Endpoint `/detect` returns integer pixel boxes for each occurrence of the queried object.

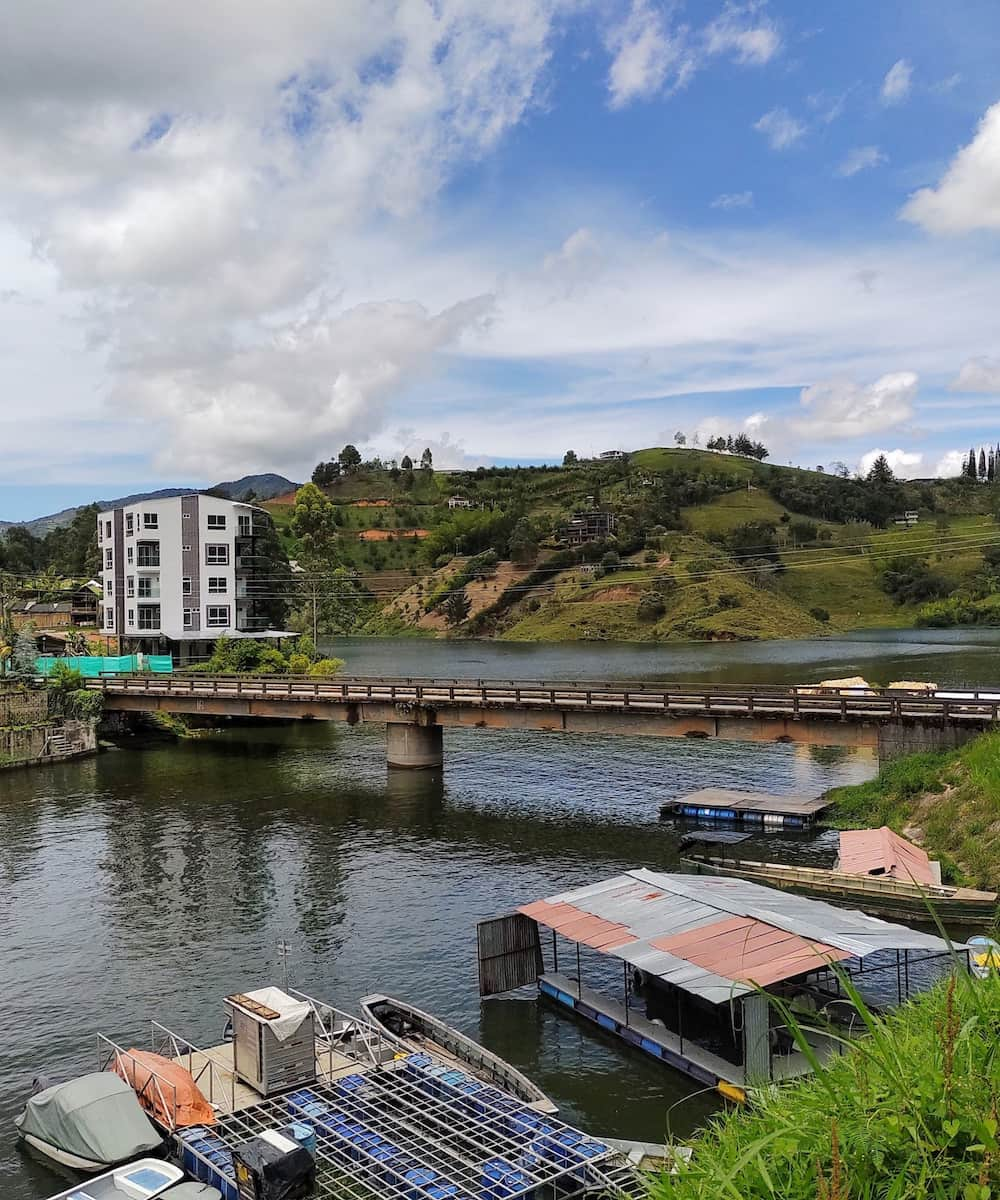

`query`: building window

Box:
[207,513,226,529]
[182,544,192,552]
[183,609,194,629]
[127,546,134,565]
[105,520,112,538]
[137,604,160,630]
[137,542,160,568]
[206,605,230,627]
[127,577,135,598]
[105,607,114,629]
[238,515,252,537]
[127,609,135,627]
[183,511,190,519]
[182,577,192,595]
[105,579,112,595]
[105,548,112,568]
[205,544,229,565]
[125,513,134,536]
[207,576,226,594]
[137,576,159,599]
[142,512,158,529]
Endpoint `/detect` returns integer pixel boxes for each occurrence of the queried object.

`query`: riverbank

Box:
[825,730,1000,889]
[649,969,996,1199]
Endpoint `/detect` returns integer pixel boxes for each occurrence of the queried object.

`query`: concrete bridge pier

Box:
[386,720,444,770]
[877,719,980,762]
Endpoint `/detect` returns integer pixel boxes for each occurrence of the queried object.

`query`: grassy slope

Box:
[826,731,1000,889]
[268,453,994,641]
[648,971,1000,1200]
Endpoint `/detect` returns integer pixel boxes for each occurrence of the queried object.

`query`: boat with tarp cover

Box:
[15,1072,164,1172]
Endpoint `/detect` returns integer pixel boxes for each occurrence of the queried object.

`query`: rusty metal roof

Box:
[837,827,937,887]
[518,868,957,1003]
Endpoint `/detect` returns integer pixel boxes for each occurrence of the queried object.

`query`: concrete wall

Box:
[0,686,97,769]
[877,720,981,761]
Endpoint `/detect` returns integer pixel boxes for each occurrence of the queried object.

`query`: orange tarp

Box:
[114,1050,216,1128]
[837,827,937,887]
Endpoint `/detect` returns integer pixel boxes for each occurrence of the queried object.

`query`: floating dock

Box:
[661,787,831,827]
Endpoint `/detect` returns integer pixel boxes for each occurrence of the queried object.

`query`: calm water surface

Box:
[6,629,997,1198]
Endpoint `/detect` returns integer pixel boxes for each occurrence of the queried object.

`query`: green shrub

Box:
[287,653,311,674]
[308,658,344,676]
[637,592,666,621]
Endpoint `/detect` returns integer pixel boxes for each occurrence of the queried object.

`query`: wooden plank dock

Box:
[661,788,831,827]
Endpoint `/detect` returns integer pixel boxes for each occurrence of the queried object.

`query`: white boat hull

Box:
[20,1131,108,1173]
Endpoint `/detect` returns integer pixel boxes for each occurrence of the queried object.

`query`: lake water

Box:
[4,628,997,1198]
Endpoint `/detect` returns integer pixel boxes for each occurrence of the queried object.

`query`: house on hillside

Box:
[893,511,920,527]
[10,582,101,630]
[448,495,473,509]
[561,510,617,546]
[599,449,626,461]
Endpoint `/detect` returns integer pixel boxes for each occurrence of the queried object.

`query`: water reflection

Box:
[2,717,877,1200]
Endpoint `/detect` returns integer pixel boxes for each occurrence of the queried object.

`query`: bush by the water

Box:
[203,636,343,677]
[646,969,1000,1200]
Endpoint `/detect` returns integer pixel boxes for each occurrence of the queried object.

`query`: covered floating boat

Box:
[680,827,998,926]
[358,993,557,1115]
[969,936,1000,979]
[42,1159,183,1200]
[15,1072,164,1172]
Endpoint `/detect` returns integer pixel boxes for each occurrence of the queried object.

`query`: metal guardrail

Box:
[85,673,1000,724]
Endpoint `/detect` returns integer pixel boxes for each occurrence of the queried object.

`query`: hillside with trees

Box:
[254,443,1000,642]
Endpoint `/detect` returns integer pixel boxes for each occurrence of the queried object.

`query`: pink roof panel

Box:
[838,827,936,887]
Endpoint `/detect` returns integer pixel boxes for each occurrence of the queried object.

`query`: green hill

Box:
[267,448,999,642]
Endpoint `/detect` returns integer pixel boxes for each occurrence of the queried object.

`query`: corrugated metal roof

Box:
[837,827,937,887]
[517,868,958,1003]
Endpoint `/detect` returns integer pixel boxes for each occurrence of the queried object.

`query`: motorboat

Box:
[15,1072,164,1172]
[359,992,558,1114]
[42,1158,183,1199]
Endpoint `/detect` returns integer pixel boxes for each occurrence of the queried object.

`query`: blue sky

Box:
[2,0,1000,518]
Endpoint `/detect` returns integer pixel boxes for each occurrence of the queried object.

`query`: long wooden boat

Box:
[358,993,558,1114]
[680,853,998,926]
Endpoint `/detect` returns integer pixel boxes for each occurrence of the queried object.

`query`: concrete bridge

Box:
[88,674,998,768]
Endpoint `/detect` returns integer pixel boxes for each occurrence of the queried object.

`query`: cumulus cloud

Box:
[753,107,805,150]
[0,0,563,477]
[859,447,923,478]
[794,372,918,438]
[703,3,781,65]
[935,449,969,478]
[604,0,695,109]
[952,357,1000,393]
[902,102,1000,234]
[836,145,886,177]
[881,59,913,105]
[711,190,753,209]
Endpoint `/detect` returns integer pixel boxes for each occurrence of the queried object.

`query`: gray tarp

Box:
[15,1072,162,1165]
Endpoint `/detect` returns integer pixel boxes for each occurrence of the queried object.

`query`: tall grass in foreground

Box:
[645,968,1000,1200]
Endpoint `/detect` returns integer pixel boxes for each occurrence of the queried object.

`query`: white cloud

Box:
[794,372,918,438]
[753,107,805,150]
[836,145,886,178]
[881,59,913,105]
[711,190,753,209]
[952,357,1000,393]
[902,102,1000,234]
[0,0,565,477]
[859,447,923,478]
[703,3,781,65]
[744,411,768,433]
[935,449,968,478]
[931,73,961,95]
[605,0,695,109]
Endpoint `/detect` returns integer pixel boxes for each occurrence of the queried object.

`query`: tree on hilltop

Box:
[338,444,362,473]
[420,447,433,470]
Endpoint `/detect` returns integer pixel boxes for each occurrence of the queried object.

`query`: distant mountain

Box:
[0,473,299,536]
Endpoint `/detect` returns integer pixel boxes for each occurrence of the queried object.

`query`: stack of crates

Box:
[175,1125,238,1200]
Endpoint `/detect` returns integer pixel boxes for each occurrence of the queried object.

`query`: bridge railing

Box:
[85,674,1000,723]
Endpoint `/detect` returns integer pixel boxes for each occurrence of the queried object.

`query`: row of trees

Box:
[962,444,1000,482]
[312,445,434,486]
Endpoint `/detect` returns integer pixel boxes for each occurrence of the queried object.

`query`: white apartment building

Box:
[97,494,287,660]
